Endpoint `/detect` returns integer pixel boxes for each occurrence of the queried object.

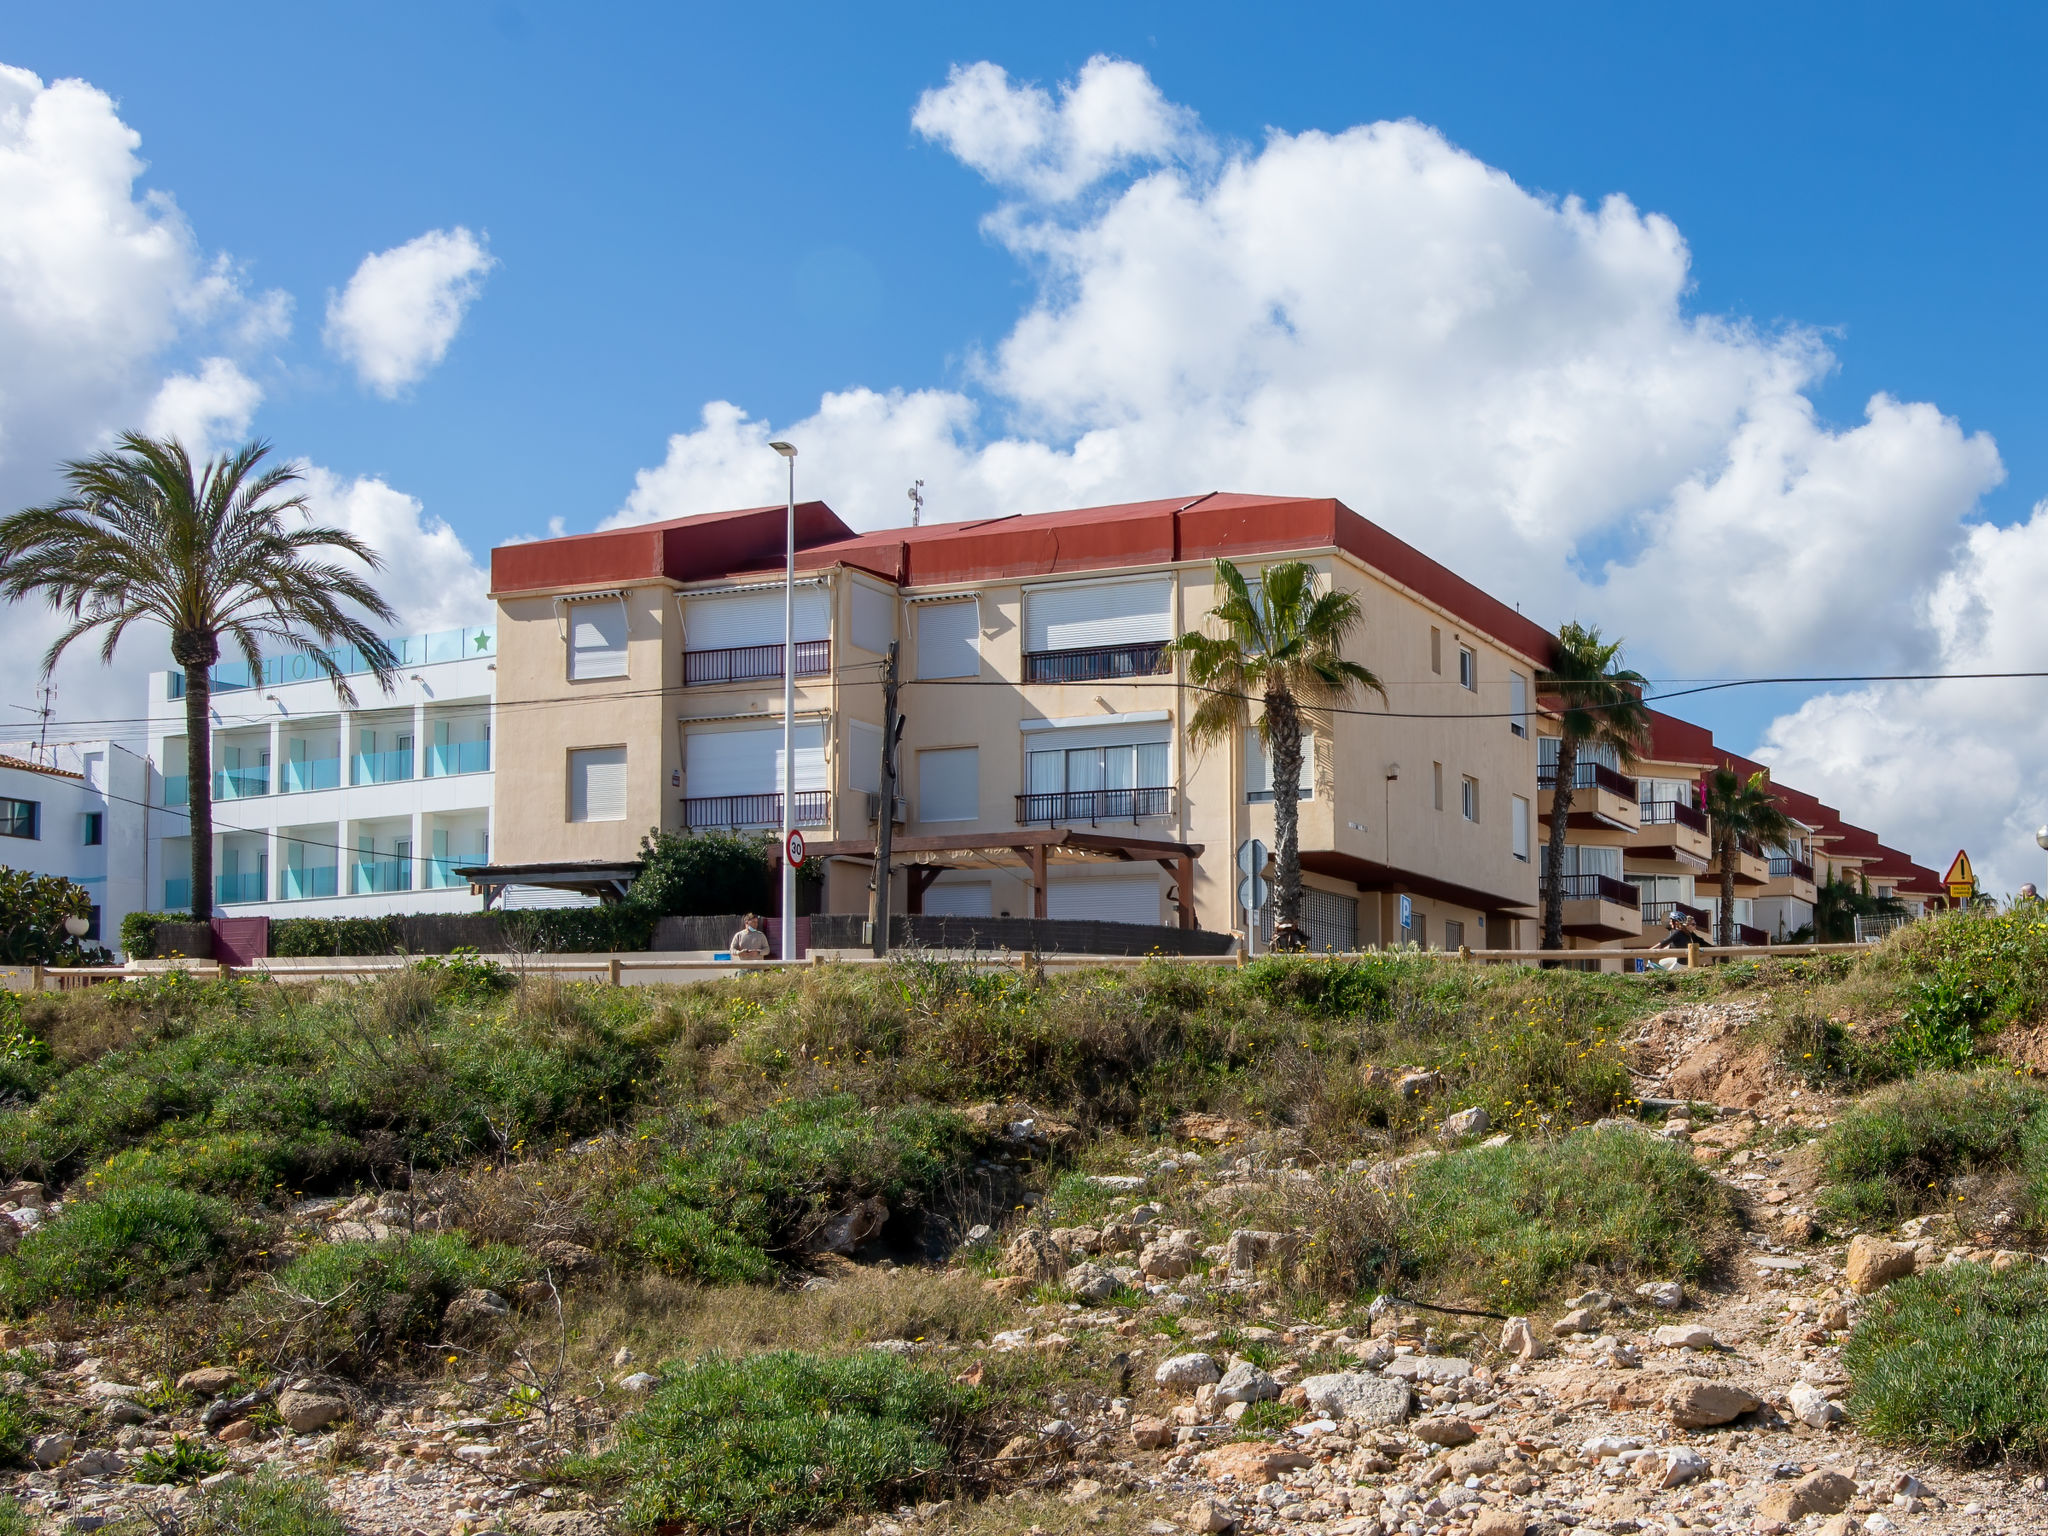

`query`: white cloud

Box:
[297,467,491,633]
[143,357,262,459]
[323,227,494,398]
[620,56,2022,873]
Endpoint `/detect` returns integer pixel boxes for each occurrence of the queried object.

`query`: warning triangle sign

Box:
[1943,849,1976,900]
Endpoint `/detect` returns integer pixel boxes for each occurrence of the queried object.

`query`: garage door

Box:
[923,880,993,917]
[1048,874,1160,925]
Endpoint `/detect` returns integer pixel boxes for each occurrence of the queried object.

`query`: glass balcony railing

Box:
[352,859,413,894]
[164,776,189,807]
[213,768,269,800]
[426,740,491,777]
[280,865,338,900]
[163,878,191,910]
[280,757,342,794]
[424,857,467,889]
[353,749,414,785]
[167,624,495,698]
[216,872,266,905]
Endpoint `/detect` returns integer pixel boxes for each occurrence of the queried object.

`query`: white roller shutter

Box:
[1049,874,1160,925]
[917,601,979,679]
[568,598,628,679]
[850,581,894,654]
[849,721,883,796]
[917,747,979,822]
[1025,577,1172,652]
[686,724,825,795]
[923,880,993,917]
[685,588,829,649]
[569,747,628,822]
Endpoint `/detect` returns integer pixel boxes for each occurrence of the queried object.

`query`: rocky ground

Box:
[4,1001,2044,1536]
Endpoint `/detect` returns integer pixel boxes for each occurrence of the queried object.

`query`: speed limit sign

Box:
[785,828,807,867]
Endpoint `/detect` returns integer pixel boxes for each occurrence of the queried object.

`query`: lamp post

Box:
[770,440,799,961]
[2035,826,2048,900]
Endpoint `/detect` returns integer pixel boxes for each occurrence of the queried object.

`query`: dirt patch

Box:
[1624,1003,1782,1109]
[1990,1021,2048,1075]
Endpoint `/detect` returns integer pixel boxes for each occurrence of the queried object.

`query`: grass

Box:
[0,1392,33,1468]
[573,1349,978,1533]
[186,1473,348,1536]
[0,1183,247,1313]
[0,1498,26,1536]
[1818,1069,2048,1225]
[1846,1261,2048,1460]
[134,1434,229,1484]
[1396,1125,1740,1308]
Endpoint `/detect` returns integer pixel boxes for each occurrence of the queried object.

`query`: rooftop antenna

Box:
[33,686,54,765]
[907,479,924,527]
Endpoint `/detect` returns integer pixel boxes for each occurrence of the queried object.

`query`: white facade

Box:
[0,742,150,954]
[144,626,498,918]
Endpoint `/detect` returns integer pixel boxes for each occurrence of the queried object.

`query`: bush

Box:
[187,1473,347,1536]
[1846,1261,2048,1459]
[1819,1069,2048,1224]
[135,1434,230,1483]
[119,909,190,961]
[621,1095,977,1283]
[269,916,399,958]
[254,1233,532,1369]
[0,1183,245,1313]
[576,1349,972,1532]
[1396,1126,1738,1307]
[0,1391,34,1467]
[500,905,655,954]
[0,867,97,965]
[630,828,776,918]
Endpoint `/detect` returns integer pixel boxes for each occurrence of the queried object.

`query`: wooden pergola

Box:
[795,828,1206,929]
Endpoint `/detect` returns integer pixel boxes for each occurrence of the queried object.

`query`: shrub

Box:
[619,1095,976,1283]
[119,909,189,961]
[500,905,655,954]
[187,1473,347,1536]
[270,916,399,958]
[0,1496,27,1536]
[254,1233,533,1369]
[0,1183,245,1313]
[630,828,775,917]
[1819,1069,2048,1224]
[1845,1261,2048,1459]
[135,1434,229,1483]
[1396,1126,1738,1307]
[0,867,97,965]
[0,1392,33,1467]
[575,1350,972,1532]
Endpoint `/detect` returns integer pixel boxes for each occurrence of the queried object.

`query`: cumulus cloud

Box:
[143,357,262,459]
[324,227,494,397]
[297,467,491,632]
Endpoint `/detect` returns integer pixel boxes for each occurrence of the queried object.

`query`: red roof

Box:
[491,492,1560,665]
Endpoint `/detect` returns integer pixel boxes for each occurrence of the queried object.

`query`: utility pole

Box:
[870,641,902,957]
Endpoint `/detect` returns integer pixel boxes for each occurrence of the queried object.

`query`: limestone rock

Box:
[26,1432,70,1467]
[277,1389,348,1433]
[1845,1233,1917,1293]
[1440,1106,1489,1139]
[1498,1315,1548,1361]
[1412,1417,1477,1446]
[534,1239,598,1271]
[1063,1261,1120,1304]
[1652,1324,1719,1350]
[1788,1380,1848,1428]
[1215,1361,1279,1406]
[1225,1228,1303,1276]
[1383,1353,1472,1385]
[443,1288,511,1331]
[1300,1371,1410,1424]
[1173,1112,1255,1145]
[1130,1415,1174,1449]
[808,1195,888,1255]
[1665,1376,1760,1428]
[1154,1352,1222,1389]
[177,1367,239,1396]
[1637,1446,1709,1488]
[1758,1469,1857,1522]
[1396,1071,1444,1100]
[1634,1280,1685,1309]
[1446,1439,1505,1480]
[1185,1495,1235,1532]
[1194,1441,1312,1484]
[1469,1515,1527,1536]
[1001,1228,1066,1282]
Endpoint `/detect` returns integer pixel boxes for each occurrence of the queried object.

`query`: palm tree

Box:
[1172,559,1384,950]
[1537,622,1652,951]
[1702,765,1794,946]
[0,434,399,922]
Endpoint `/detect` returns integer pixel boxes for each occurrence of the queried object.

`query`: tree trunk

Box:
[1540,735,1578,951]
[1718,833,1738,947]
[1267,692,1306,951]
[173,630,218,922]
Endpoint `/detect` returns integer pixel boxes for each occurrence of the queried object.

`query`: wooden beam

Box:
[905,864,943,915]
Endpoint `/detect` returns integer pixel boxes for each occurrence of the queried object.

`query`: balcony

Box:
[280,758,342,794]
[681,790,831,830]
[1768,854,1814,881]
[1016,787,1174,826]
[280,865,338,900]
[163,878,191,910]
[426,740,492,777]
[216,872,266,905]
[1022,641,1169,685]
[1642,899,1711,930]
[213,768,269,800]
[1629,799,1711,871]
[352,859,413,894]
[164,775,189,807]
[1758,852,1817,904]
[1537,759,1640,833]
[1707,838,1769,886]
[353,749,415,786]
[424,857,467,889]
[683,640,831,687]
[1539,872,1643,940]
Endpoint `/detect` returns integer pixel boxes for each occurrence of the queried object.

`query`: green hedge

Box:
[501,906,654,953]
[270,916,402,957]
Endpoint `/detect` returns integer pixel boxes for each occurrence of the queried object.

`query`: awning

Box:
[454,860,644,905]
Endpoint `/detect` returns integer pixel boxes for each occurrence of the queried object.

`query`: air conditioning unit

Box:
[865,791,907,825]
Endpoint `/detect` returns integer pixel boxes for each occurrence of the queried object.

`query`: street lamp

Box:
[770,440,799,962]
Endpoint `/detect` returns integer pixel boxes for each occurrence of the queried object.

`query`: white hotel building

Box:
[144,625,497,917]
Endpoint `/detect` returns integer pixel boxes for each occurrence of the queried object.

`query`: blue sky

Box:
[6,2,2048,881]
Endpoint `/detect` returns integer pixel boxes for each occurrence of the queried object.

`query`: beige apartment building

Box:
[487,493,1556,948]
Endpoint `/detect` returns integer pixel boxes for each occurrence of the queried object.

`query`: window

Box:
[0,798,37,840]
[1444,919,1465,950]
[1430,626,1442,674]
[567,596,628,680]
[1462,776,1479,822]
[917,601,979,679]
[1027,743,1169,801]
[82,812,102,846]
[1510,672,1528,737]
[1512,795,1531,862]
[1025,577,1172,654]
[685,587,830,649]
[850,580,894,654]
[1414,913,1429,948]
[1245,731,1315,802]
[849,720,885,797]
[1458,645,1476,691]
[568,747,628,822]
[1432,761,1443,812]
[918,747,979,822]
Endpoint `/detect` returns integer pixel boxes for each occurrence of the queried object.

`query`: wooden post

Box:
[1176,854,1197,930]
[869,641,900,958]
[1029,844,1048,919]
[607,955,622,987]
[1686,940,1700,970]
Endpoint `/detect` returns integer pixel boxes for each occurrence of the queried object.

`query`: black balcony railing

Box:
[1768,855,1815,882]
[681,790,830,829]
[1022,641,1169,685]
[1015,787,1173,826]
[1539,873,1641,907]
[1537,760,1638,798]
[1642,899,1711,929]
[1640,799,1709,832]
[683,640,831,686]
[1734,922,1770,946]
